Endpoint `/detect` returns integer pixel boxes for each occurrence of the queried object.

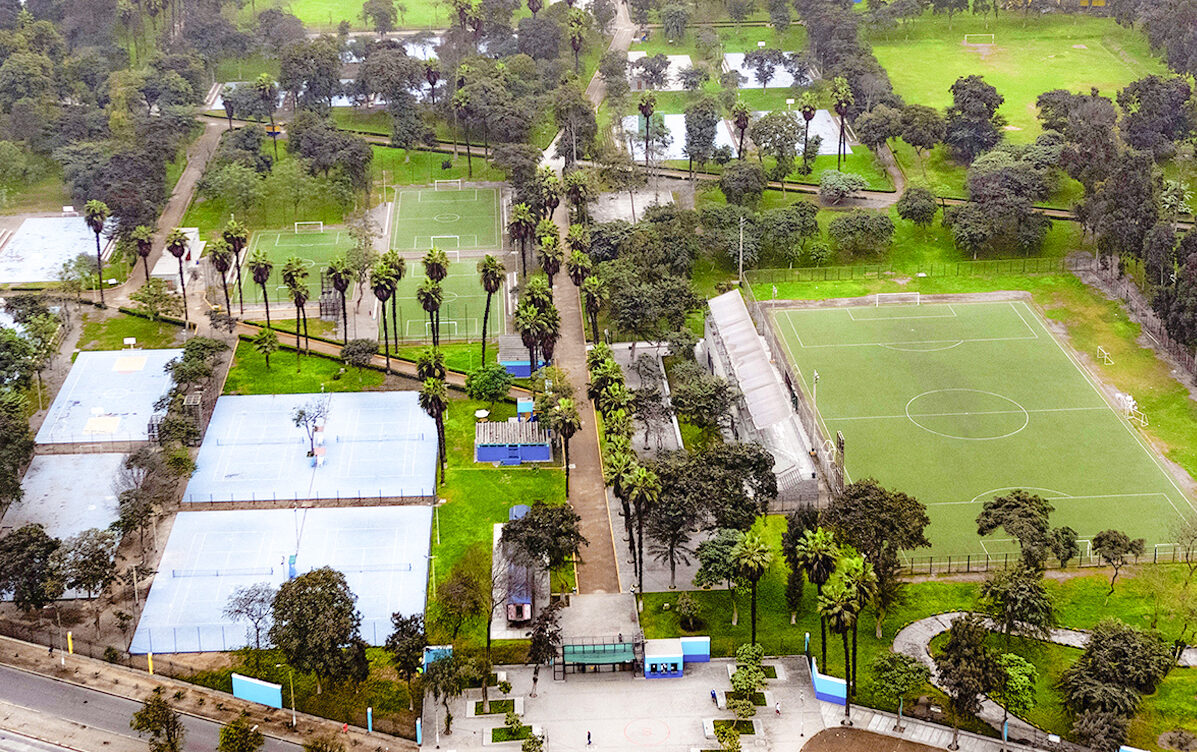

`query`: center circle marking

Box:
[904,388,1029,441]
[433,213,461,223]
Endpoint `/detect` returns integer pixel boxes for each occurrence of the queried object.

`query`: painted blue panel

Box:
[810,658,846,706]
[423,645,453,671]
[232,673,283,709]
[680,636,711,662]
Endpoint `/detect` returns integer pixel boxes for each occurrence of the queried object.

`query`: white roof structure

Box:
[750,110,847,156]
[151,228,204,288]
[705,290,817,502]
[621,113,739,161]
[722,51,810,89]
[627,51,693,92]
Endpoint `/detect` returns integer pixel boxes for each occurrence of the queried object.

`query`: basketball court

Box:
[389,183,502,253]
[36,349,182,444]
[5,453,122,541]
[128,506,433,653]
[236,225,356,306]
[182,392,437,503]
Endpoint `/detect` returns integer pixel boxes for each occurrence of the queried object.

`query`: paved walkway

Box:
[894,611,1197,747]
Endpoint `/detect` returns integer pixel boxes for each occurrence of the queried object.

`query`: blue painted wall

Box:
[231,673,283,709]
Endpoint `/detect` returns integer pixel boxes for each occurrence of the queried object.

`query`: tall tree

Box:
[527,601,562,697]
[223,583,276,665]
[979,567,1055,643]
[976,490,1057,570]
[508,203,535,277]
[269,567,363,694]
[794,527,838,666]
[625,463,661,596]
[57,528,118,633]
[818,577,857,725]
[693,528,744,625]
[382,250,406,354]
[831,77,854,169]
[83,199,109,305]
[222,220,249,315]
[384,613,426,710]
[281,257,311,363]
[165,228,190,325]
[477,255,504,363]
[548,398,581,496]
[326,255,353,341]
[824,478,929,637]
[131,225,155,282]
[370,261,396,372]
[733,531,773,645]
[0,524,62,612]
[207,239,235,317]
[416,279,444,349]
[247,249,274,327]
[218,714,264,752]
[935,614,1001,750]
[1092,529,1146,600]
[944,75,1005,163]
[871,651,929,731]
[419,378,448,484]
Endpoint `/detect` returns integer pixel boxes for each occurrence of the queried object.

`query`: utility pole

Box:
[738,214,745,284]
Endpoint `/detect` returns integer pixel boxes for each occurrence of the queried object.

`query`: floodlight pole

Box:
[276,663,297,728]
[812,370,820,407]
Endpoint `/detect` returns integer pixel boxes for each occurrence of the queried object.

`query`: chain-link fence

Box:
[744,256,1088,286]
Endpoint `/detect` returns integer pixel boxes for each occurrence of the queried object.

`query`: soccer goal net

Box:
[1097,346,1114,365]
[434,179,462,191]
[876,292,920,307]
[963,33,995,45]
[294,221,324,234]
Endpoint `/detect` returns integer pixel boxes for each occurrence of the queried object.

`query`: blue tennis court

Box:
[36,349,181,445]
[182,392,437,503]
[129,506,432,654]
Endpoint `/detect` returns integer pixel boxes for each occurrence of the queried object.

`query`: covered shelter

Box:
[475,420,552,465]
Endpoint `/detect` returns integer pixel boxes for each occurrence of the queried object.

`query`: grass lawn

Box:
[214,53,280,83]
[222,340,386,394]
[371,147,509,201]
[394,341,497,373]
[428,392,565,651]
[659,149,893,192]
[383,260,505,342]
[0,155,72,215]
[492,725,533,742]
[184,647,418,738]
[78,312,184,350]
[869,13,1165,142]
[629,25,808,59]
[474,699,515,714]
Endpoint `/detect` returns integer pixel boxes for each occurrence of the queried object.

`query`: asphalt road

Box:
[0,665,300,752]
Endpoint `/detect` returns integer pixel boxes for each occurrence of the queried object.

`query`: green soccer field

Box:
[234,228,356,306]
[390,186,502,253]
[868,14,1165,142]
[771,299,1195,561]
[377,261,506,343]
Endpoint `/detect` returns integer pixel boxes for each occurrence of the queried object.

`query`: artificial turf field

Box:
[771,299,1194,561]
[868,14,1165,141]
[236,228,355,306]
[379,261,505,342]
[390,186,502,253]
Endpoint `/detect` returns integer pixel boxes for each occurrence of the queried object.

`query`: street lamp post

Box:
[276,664,297,728]
[812,370,820,407]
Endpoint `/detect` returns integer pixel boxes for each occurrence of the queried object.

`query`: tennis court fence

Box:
[743,255,1089,286]
[177,489,435,509]
[901,543,1196,576]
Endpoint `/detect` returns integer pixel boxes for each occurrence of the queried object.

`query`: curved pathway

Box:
[894,611,1197,744]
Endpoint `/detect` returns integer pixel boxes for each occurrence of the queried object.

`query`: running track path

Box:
[538,2,638,596]
[894,611,1197,742]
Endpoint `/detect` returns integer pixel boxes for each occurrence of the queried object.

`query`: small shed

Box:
[151,228,205,290]
[498,334,547,378]
[476,419,552,465]
[644,638,684,679]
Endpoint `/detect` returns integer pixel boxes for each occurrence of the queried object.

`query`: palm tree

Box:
[513,300,543,374]
[83,200,109,305]
[206,238,235,315]
[567,10,585,72]
[840,555,878,697]
[566,250,591,288]
[382,250,406,353]
[130,225,154,282]
[417,348,446,380]
[370,261,396,373]
[416,279,444,348]
[537,300,561,364]
[538,236,564,288]
[733,532,774,646]
[539,171,562,221]
[732,101,751,160]
[452,89,473,177]
[795,527,839,666]
[549,398,581,497]
[508,203,535,277]
[326,255,353,341]
[281,257,310,363]
[477,255,504,364]
[819,579,857,726]
[424,59,440,105]
[566,222,589,255]
[581,275,605,343]
[623,464,661,596]
[165,228,190,325]
[247,249,274,327]
[222,220,249,314]
[253,74,279,158]
[604,444,638,574]
[418,377,448,485]
[422,247,447,341]
[252,327,279,370]
[638,93,656,172]
[831,76,854,170]
[798,91,818,159]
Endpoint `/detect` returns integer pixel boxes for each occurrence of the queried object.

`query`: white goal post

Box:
[876,292,920,307]
[294,221,324,234]
[1097,346,1114,365]
[434,179,462,191]
[963,33,995,45]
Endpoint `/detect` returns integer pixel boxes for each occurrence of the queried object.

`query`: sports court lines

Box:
[391,186,501,252]
[824,406,1109,421]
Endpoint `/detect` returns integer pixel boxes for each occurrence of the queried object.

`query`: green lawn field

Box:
[381,259,505,342]
[391,185,501,252]
[235,227,357,305]
[869,13,1166,142]
[771,299,1194,560]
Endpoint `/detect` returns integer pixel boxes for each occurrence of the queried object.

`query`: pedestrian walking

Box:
[775,702,781,716]
[710,689,717,705]
[587,731,592,746]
